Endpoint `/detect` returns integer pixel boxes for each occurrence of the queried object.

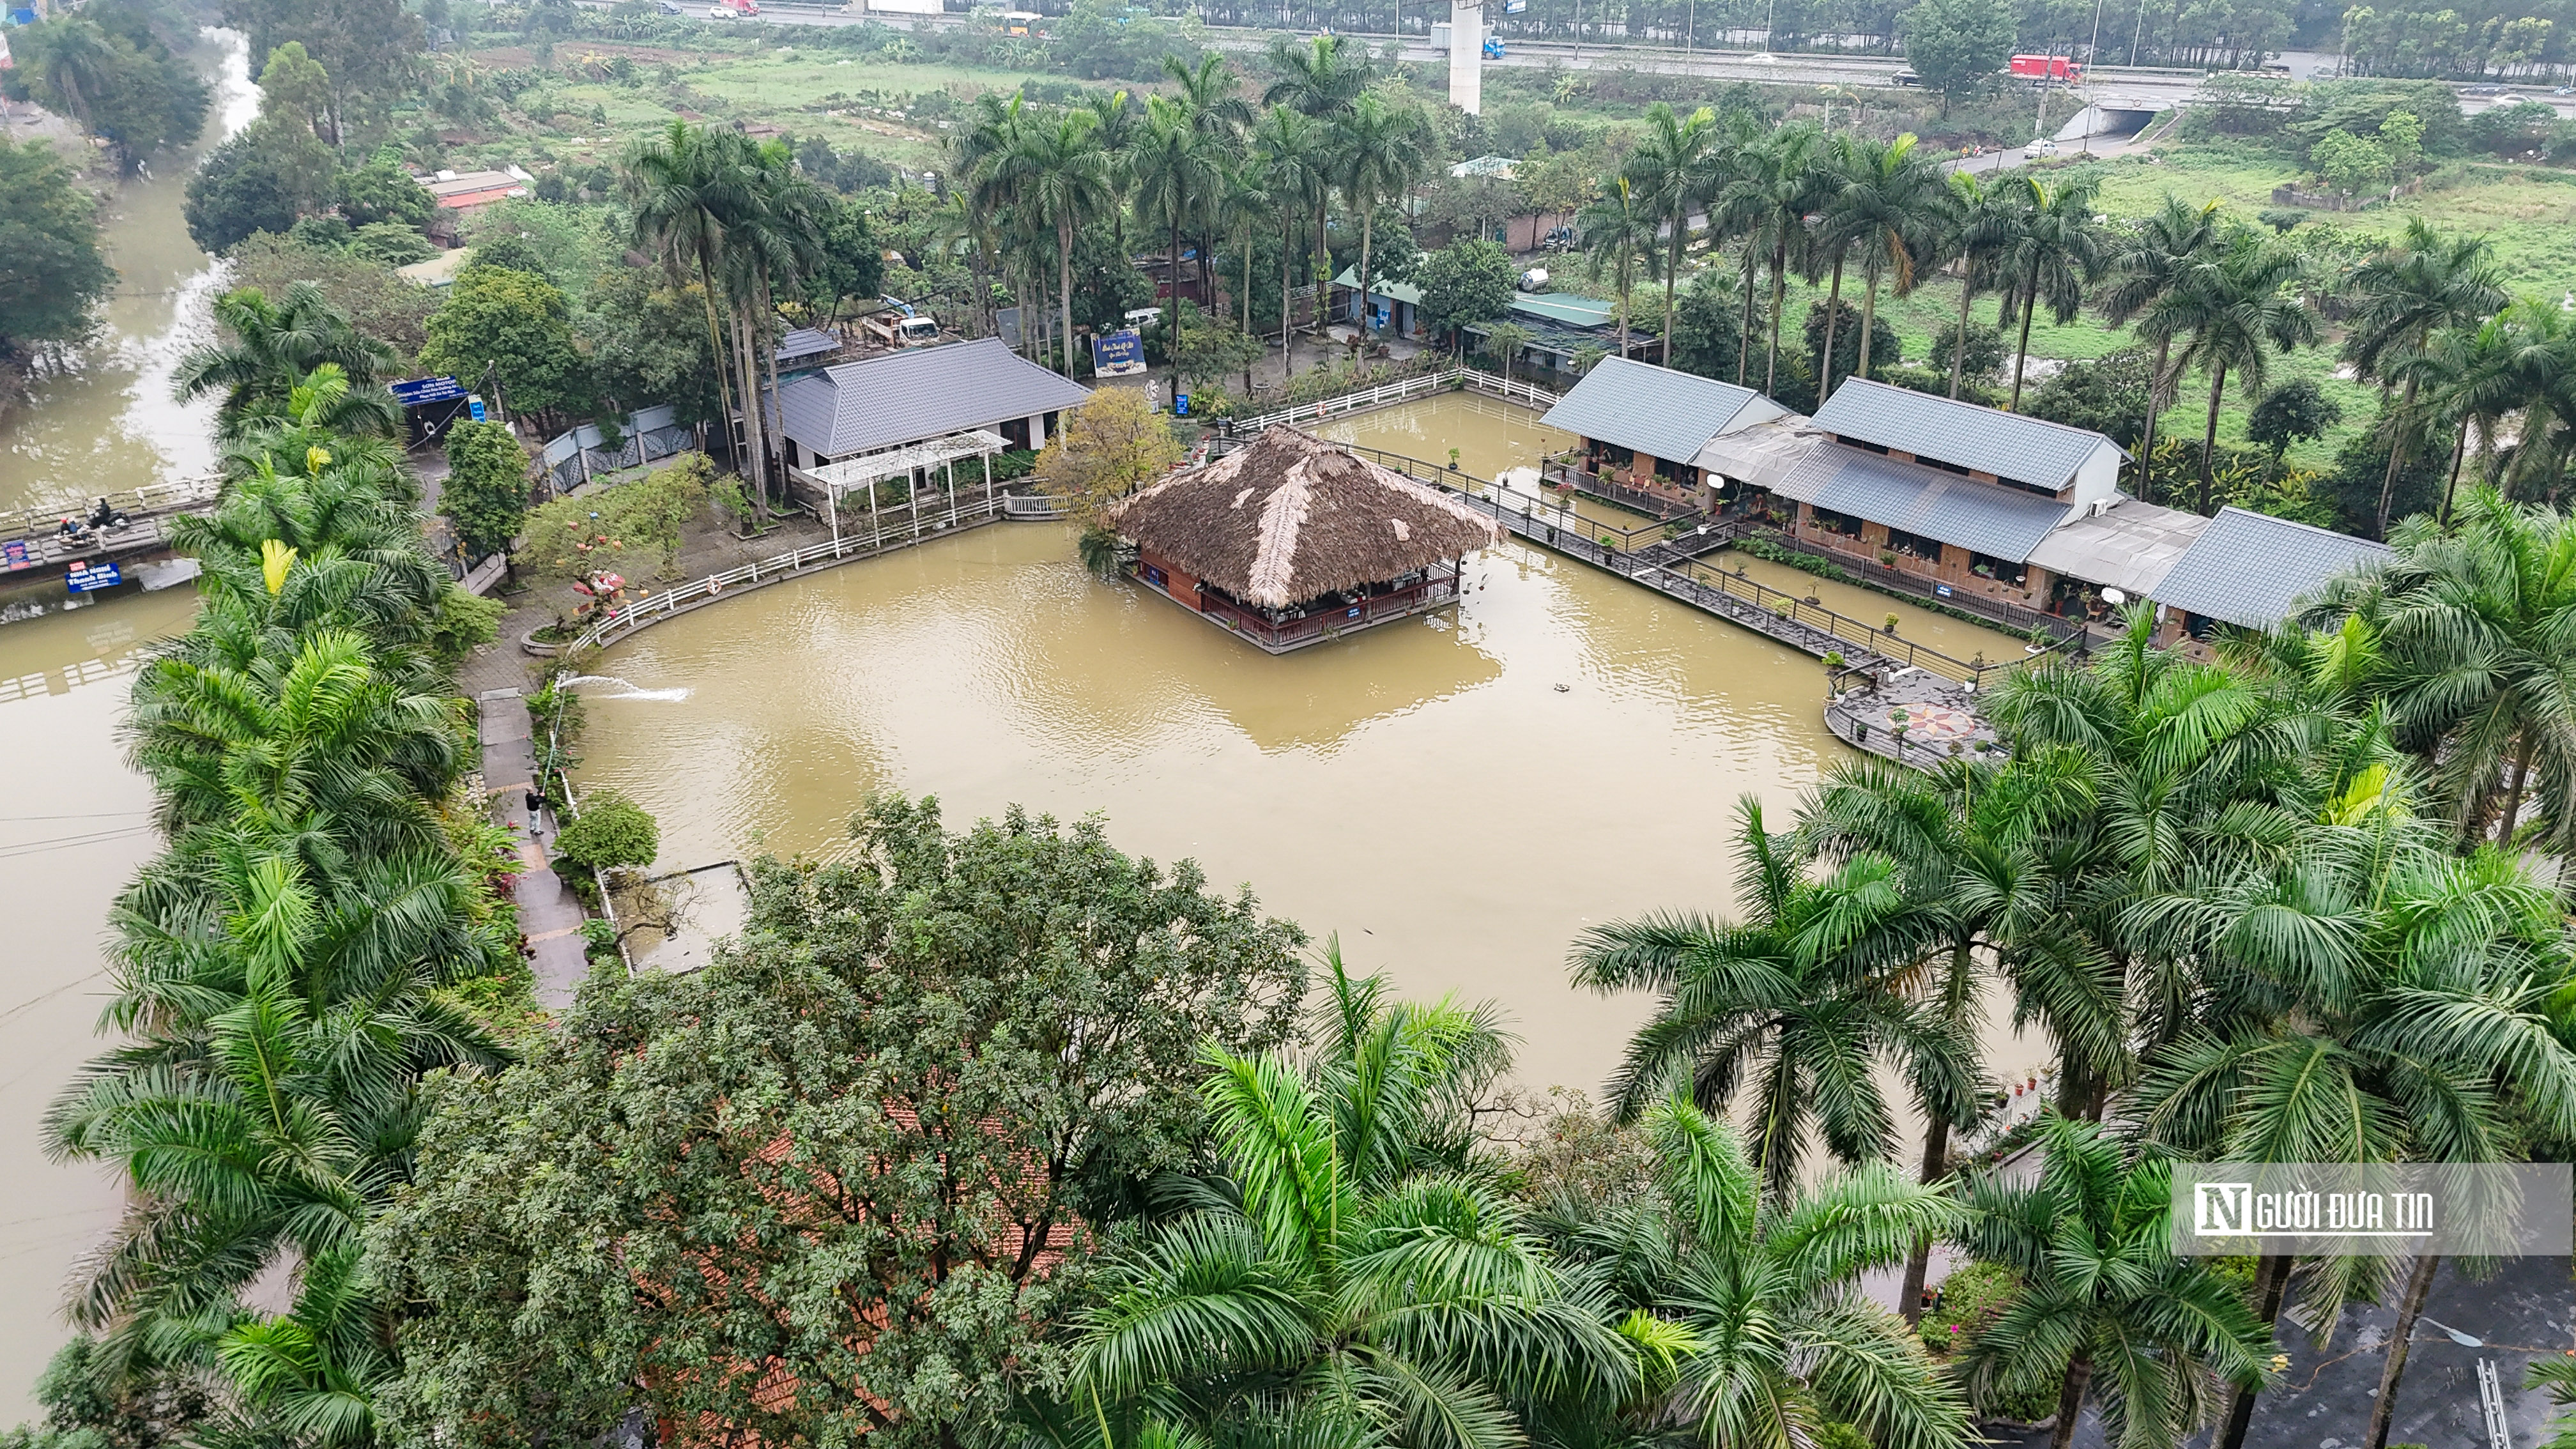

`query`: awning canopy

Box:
[804,429,1008,501]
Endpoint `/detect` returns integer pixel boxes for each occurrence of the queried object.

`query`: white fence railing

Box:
[563,495,1007,654]
[1227,368,1559,435]
[3,475,222,543]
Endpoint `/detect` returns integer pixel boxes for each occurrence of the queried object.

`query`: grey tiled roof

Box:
[2024,496,2208,597]
[1810,378,2124,490]
[777,337,1092,459]
[1539,357,1767,465]
[2149,507,2389,629]
[1775,442,2072,562]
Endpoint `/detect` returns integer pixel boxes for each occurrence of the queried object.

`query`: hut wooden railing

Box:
[562,494,1008,654]
[1751,527,2086,647]
[1223,367,1558,435]
[1540,451,1704,521]
[1178,567,1462,652]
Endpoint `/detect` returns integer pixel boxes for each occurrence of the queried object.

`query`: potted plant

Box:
[1883,613,1901,634]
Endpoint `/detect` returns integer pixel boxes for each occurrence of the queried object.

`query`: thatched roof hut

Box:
[1111,428,1500,610]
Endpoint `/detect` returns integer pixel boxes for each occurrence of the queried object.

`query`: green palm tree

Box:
[1711,121,1825,394]
[174,285,400,437]
[2343,218,2509,538]
[1568,797,1979,1200]
[1253,106,1328,372]
[1333,93,1430,346]
[1936,171,2018,399]
[1827,132,1951,387]
[2304,489,2576,850]
[2145,226,2318,515]
[2097,196,2224,500]
[1620,102,1722,370]
[624,121,753,497]
[199,1244,393,1449]
[1163,53,1253,305]
[1954,1116,2267,1449]
[988,109,1112,379]
[1576,176,1660,362]
[1132,96,1223,383]
[1994,173,2110,411]
[1263,34,1372,334]
[1805,132,1860,401]
[1218,156,1279,370]
[1532,1098,1974,1449]
[1071,953,1633,1449]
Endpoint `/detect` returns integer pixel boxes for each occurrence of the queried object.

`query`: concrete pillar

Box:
[1448,0,1483,114]
[1026,413,1047,450]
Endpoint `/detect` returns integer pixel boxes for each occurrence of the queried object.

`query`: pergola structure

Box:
[800,429,1009,546]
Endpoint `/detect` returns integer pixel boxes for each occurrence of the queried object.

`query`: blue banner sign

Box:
[392,376,468,406]
[1091,328,1144,374]
[66,560,123,592]
[468,397,487,422]
[1174,392,1190,417]
[3,539,30,571]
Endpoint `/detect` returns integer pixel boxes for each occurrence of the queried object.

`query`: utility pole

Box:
[2127,0,2146,66]
[2080,0,2106,153]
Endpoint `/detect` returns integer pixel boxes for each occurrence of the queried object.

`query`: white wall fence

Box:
[1225,367,1558,435]
[538,404,698,496]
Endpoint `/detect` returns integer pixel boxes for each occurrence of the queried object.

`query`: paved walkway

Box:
[476,688,590,1010]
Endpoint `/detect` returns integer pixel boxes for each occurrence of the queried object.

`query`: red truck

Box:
[2008,54,2082,82]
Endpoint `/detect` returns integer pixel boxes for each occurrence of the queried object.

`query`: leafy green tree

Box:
[223,0,426,141]
[578,268,724,425]
[1414,236,1516,349]
[4,13,208,167]
[810,197,887,323]
[1577,174,1660,360]
[1954,1117,2267,1449]
[336,150,432,229]
[2100,195,2225,498]
[461,232,548,280]
[1899,0,2013,112]
[1666,267,1749,381]
[374,796,1308,1449]
[1928,317,2006,383]
[438,418,530,560]
[1530,1098,1975,1449]
[2312,128,2393,194]
[1570,797,1979,1199]
[1802,298,1901,389]
[417,264,590,427]
[2146,226,2319,514]
[2246,377,2343,463]
[223,238,434,361]
[2023,348,2156,451]
[518,452,710,579]
[554,788,658,874]
[348,220,434,266]
[1623,102,1722,369]
[1335,93,1432,346]
[183,121,337,253]
[1071,954,1632,1449]
[255,40,334,139]
[0,137,113,359]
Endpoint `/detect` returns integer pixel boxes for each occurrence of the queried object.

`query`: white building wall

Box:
[2066,441,2122,514]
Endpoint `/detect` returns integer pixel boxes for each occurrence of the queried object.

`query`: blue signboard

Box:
[1090,328,1144,374]
[5,10,34,24]
[1173,392,1190,417]
[468,397,487,422]
[391,375,468,406]
[2,539,30,572]
[66,560,123,593]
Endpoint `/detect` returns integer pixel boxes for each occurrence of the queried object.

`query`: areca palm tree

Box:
[1263,33,1372,334]
[1163,54,1253,305]
[174,284,400,437]
[1620,102,1722,369]
[987,109,1111,379]
[2304,489,2576,850]
[1994,174,2110,411]
[1531,1098,1974,1449]
[199,1244,394,1449]
[624,121,753,490]
[1938,171,2017,399]
[1253,106,1327,375]
[1335,93,1430,346]
[1712,122,1825,393]
[1133,96,1224,382]
[1828,133,1951,387]
[1568,797,1979,1199]
[1956,1116,2266,1449]
[2344,218,2509,538]
[1071,955,1632,1449]
[2146,227,2318,515]
[2097,195,2224,496]
[1576,176,1660,362]
[1218,156,1278,367]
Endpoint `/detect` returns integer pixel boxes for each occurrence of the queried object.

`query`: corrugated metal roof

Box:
[1510,293,1619,328]
[1811,378,2124,490]
[776,337,1092,459]
[1692,415,1823,492]
[2024,497,2208,597]
[774,327,841,364]
[2149,507,2390,629]
[1775,442,2072,562]
[1539,357,1767,468]
[1331,267,1425,307]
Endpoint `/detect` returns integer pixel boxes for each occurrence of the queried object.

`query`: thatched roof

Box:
[1111,428,1501,610]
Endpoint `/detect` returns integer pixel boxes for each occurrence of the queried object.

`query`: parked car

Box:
[2023,137,2058,158]
[657,0,683,12]
[707,4,734,16]
[2464,83,2502,95]
[1894,68,1920,85]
